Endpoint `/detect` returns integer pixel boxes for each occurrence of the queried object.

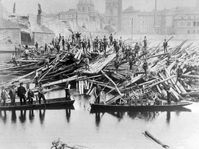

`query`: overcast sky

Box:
[1,0,197,15]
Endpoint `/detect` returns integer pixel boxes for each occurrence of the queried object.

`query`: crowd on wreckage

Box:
[0,30,196,108]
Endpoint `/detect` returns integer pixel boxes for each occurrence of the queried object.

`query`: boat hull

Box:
[90,102,192,112]
[0,98,75,111]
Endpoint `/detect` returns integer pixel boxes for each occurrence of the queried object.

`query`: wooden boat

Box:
[0,97,75,111]
[90,102,192,112]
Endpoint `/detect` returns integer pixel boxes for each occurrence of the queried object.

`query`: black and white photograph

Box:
[0,0,199,148]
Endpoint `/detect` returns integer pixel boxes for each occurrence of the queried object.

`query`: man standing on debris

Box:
[103,36,108,57]
[72,32,75,44]
[109,33,113,45]
[163,39,168,53]
[113,39,119,54]
[66,39,71,52]
[94,36,99,52]
[38,83,46,104]
[81,39,87,55]
[76,32,81,43]
[85,56,90,70]
[143,36,147,50]
[95,84,101,104]
[35,42,39,50]
[134,42,140,57]
[119,37,123,48]
[165,84,171,104]
[87,39,91,52]
[9,85,16,105]
[62,37,65,51]
[114,55,120,71]
[143,60,148,77]
[24,45,29,60]
[17,82,26,105]
[176,65,183,84]
[26,84,34,104]
[1,87,8,106]
[65,82,71,100]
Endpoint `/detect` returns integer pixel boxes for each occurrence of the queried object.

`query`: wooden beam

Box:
[101,70,123,96]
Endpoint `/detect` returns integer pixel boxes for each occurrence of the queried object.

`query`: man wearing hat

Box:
[9,84,16,105]
[17,82,26,105]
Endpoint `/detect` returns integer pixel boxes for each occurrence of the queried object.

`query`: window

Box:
[187,30,190,34]
[193,21,196,26]
[197,22,199,26]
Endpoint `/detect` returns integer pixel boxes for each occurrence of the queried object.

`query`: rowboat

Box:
[90,102,192,112]
[0,97,75,111]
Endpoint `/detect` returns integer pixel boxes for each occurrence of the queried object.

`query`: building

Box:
[9,15,32,45]
[121,5,199,35]
[29,4,55,46]
[58,0,103,33]
[105,0,122,31]
[173,7,199,34]
[122,7,156,34]
[0,18,21,51]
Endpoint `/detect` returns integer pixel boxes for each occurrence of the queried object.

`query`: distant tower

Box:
[37,3,42,25]
[13,2,16,14]
[105,0,122,31]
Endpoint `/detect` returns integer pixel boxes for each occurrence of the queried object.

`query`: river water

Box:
[0,53,199,149]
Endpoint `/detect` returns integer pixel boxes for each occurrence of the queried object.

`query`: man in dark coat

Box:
[103,36,108,57]
[17,82,26,105]
[163,39,168,53]
[109,33,113,45]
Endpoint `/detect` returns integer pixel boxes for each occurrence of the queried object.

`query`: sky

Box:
[1,0,197,15]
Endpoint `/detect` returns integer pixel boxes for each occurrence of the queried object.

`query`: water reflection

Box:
[29,110,34,123]
[11,110,17,123]
[19,110,26,123]
[0,108,74,125]
[95,112,102,127]
[39,109,46,125]
[92,109,191,127]
[166,112,171,124]
[0,110,7,124]
[65,109,71,123]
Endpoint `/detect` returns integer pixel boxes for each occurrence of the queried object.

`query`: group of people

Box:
[0,82,46,106]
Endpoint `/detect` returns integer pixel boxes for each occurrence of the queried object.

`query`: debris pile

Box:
[6,35,199,105]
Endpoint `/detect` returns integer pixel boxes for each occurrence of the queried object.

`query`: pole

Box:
[131,18,133,41]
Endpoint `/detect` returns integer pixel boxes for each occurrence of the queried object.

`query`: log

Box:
[147,75,176,88]
[101,70,123,96]
[144,131,169,149]
[87,79,115,90]
[43,75,78,87]
[181,74,199,79]
[38,52,69,82]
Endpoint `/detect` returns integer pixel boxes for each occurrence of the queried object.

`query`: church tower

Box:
[105,0,122,31]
